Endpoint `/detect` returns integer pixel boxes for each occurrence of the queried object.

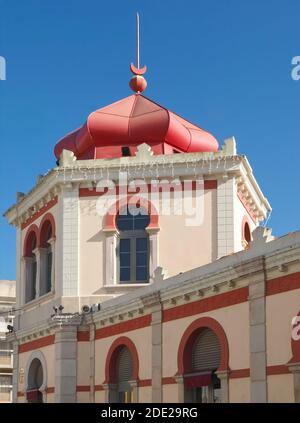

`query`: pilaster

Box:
[54,324,78,403]
[57,183,80,297]
[217,176,235,258]
[248,259,267,403]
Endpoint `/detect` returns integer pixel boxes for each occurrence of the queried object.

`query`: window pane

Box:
[117,206,150,231]
[136,266,148,281]
[120,267,131,282]
[136,252,147,266]
[136,237,148,251]
[117,216,134,231]
[134,215,150,230]
[120,238,130,252]
[120,253,130,266]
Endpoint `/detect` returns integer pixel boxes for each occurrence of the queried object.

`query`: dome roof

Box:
[54,94,219,160]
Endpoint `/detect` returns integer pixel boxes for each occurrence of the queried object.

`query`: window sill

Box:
[23,290,55,310]
[100,283,151,295]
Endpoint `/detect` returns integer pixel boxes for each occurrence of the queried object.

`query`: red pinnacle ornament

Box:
[129,13,147,93]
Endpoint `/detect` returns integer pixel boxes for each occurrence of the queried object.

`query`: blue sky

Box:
[0,0,299,279]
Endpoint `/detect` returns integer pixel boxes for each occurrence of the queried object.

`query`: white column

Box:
[38,247,48,296]
[147,228,159,279]
[104,230,117,285]
[175,375,185,403]
[216,370,229,403]
[249,265,267,403]
[54,325,78,403]
[32,247,41,298]
[48,237,56,293]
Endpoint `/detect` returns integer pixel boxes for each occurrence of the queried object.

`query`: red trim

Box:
[104,196,159,231]
[241,215,252,246]
[230,369,250,379]
[39,213,56,247]
[79,180,217,198]
[95,385,104,391]
[267,365,291,375]
[76,386,90,392]
[19,335,55,353]
[177,317,230,374]
[17,391,24,397]
[21,197,58,229]
[77,331,90,342]
[138,379,152,387]
[46,387,55,394]
[162,377,176,385]
[23,224,39,256]
[237,191,256,224]
[163,287,249,323]
[104,336,139,384]
[95,315,151,340]
[161,366,290,383]
[267,272,300,296]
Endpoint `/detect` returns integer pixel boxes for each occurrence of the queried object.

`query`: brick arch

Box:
[39,213,56,247]
[177,317,230,374]
[23,224,39,256]
[103,196,159,231]
[104,336,139,383]
[242,215,252,245]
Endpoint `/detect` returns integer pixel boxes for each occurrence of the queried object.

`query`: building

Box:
[0,280,16,403]
[3,30,300,403]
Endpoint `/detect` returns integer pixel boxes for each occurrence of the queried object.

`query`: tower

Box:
[4,15,278,403]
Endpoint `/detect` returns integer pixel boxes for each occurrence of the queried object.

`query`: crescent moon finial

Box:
[129,12,147,93]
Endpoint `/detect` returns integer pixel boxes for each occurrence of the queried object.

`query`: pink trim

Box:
[19,335,55,353]
[39,213,56,247]
[95,315,151,340]
[230,369,250,379]
[23,224,39,256]
[177,317,230,375]
[103,196,159,231]
[21,197,58,229]
[241,215,252,247]
[163,287,249,322]
[104,336,139,384]
[237,191,257,224]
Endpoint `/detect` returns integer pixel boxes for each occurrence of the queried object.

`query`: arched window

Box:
[24,230,38,303]
[39,221,53,296]
[26,358,43,403]
[116,205,150,284]
[242,217,252,249]
[184,328,222,403]
[116,347,133,403]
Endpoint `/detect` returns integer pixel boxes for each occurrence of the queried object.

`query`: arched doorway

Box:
[26,358,44,403]
[115,346,134,403]
[104,337,139,403]
[184,328,221,402]
[177,317,230,403]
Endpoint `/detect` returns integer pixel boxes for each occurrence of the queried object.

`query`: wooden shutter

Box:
[117,347,133,382]
[192,328,221,371]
